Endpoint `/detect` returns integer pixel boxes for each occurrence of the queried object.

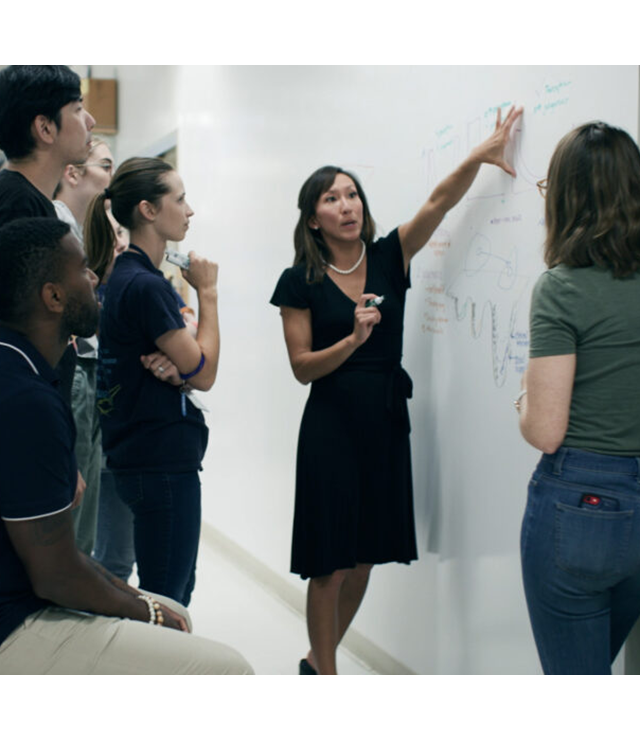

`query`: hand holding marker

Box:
[166,248,190,270]
[365,295,385,308]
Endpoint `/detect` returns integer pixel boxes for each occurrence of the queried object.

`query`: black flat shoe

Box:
[299,658,317,675]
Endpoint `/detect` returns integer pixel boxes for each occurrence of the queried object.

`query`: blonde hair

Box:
[53,136,110,199]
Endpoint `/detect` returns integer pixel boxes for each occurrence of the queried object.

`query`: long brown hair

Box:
[84,198,115,284]
[544,122,640,277]
[294,166,376,284]
[84,156,173,283]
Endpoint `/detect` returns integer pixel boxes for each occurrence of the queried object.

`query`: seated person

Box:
[0,217,252,675]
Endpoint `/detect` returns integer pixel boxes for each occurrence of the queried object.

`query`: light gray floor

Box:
[183,538,376,675]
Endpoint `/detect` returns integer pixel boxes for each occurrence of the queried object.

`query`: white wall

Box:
[112,66,179,161]
[70,65,178,163]
[176,65,309,579]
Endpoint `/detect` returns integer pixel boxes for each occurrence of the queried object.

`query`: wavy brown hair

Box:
[294,166,376,284]
[544,122,640,277]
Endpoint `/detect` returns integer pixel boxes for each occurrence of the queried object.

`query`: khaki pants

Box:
[0,592,253,675]
[625,618,640,674]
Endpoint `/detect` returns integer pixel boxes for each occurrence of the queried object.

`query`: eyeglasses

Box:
[77,161,114,174]
[536,178,548,197]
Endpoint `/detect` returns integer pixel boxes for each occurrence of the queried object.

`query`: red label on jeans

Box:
[582,495,601,506]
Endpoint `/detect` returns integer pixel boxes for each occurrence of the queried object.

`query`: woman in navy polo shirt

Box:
[91,157,220,606]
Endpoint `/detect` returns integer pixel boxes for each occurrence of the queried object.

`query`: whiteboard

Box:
[178,65,639,673]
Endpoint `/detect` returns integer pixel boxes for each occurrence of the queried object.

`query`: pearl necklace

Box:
[325,241,366,275]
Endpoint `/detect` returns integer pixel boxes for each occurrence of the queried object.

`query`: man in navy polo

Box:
[0,218,251,674]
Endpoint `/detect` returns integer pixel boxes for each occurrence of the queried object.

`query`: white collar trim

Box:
[0,341,40,375]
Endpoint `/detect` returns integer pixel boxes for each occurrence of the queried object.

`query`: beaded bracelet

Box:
[138,594,155,623]
[137,594,164,626]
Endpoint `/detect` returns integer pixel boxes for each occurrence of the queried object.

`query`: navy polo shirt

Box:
[97,246,208,472]
[0,327,76,647]
[0,170,77,407]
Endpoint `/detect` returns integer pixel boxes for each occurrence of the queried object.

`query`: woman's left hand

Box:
[140,351,183,386]
[156,601,190,632]
[470,105,523,177]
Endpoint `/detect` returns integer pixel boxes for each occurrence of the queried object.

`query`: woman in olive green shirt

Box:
[519,122,640,674]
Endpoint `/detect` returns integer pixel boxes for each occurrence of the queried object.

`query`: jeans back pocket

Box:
[555,502,634,582]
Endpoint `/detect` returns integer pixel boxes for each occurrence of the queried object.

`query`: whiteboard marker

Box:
[166,249,190,270]
[365,295,385,308]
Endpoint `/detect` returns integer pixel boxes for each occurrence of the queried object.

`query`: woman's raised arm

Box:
[398,105,523,272]
[154,252,220,391]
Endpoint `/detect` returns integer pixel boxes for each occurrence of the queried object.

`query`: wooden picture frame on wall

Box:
[81,78,118,135]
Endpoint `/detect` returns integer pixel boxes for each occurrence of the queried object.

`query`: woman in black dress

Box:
[271,105,522,674]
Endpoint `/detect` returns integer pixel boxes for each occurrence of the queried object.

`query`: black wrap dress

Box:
[271,228,418,579]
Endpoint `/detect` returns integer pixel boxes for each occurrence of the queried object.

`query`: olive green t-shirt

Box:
[529,264,640,455]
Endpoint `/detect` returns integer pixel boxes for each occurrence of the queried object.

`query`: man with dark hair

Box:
[0,65,95,224]
[0,217,252,674]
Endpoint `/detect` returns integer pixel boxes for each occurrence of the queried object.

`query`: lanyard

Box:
[127,245,162,275]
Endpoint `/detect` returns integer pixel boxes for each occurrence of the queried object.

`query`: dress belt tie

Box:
[385,365,413,433]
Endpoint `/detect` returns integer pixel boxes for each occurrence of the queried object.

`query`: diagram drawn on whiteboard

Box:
[445,230,531,387]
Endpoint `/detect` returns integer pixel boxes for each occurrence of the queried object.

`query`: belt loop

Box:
[552,447,567,476]
[635,458,640,485]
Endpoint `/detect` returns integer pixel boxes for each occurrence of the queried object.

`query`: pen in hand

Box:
[365,295,385,308]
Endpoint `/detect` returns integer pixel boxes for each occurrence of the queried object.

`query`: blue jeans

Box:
[70,359,102,556]
[93,465,135,582]
[112,471,201,607]
[521,447,640,674]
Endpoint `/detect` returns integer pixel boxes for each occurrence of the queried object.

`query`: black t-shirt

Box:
[0,170,76,405]
[0,169,56,224]
[270,228,411,369]
[0,328,76,647]
[97,246,209,472]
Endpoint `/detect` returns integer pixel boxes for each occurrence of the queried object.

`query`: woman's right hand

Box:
[140,351,183,386]
[352,294,382,346]
[182,251,218,293]
[469,105,523,177]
